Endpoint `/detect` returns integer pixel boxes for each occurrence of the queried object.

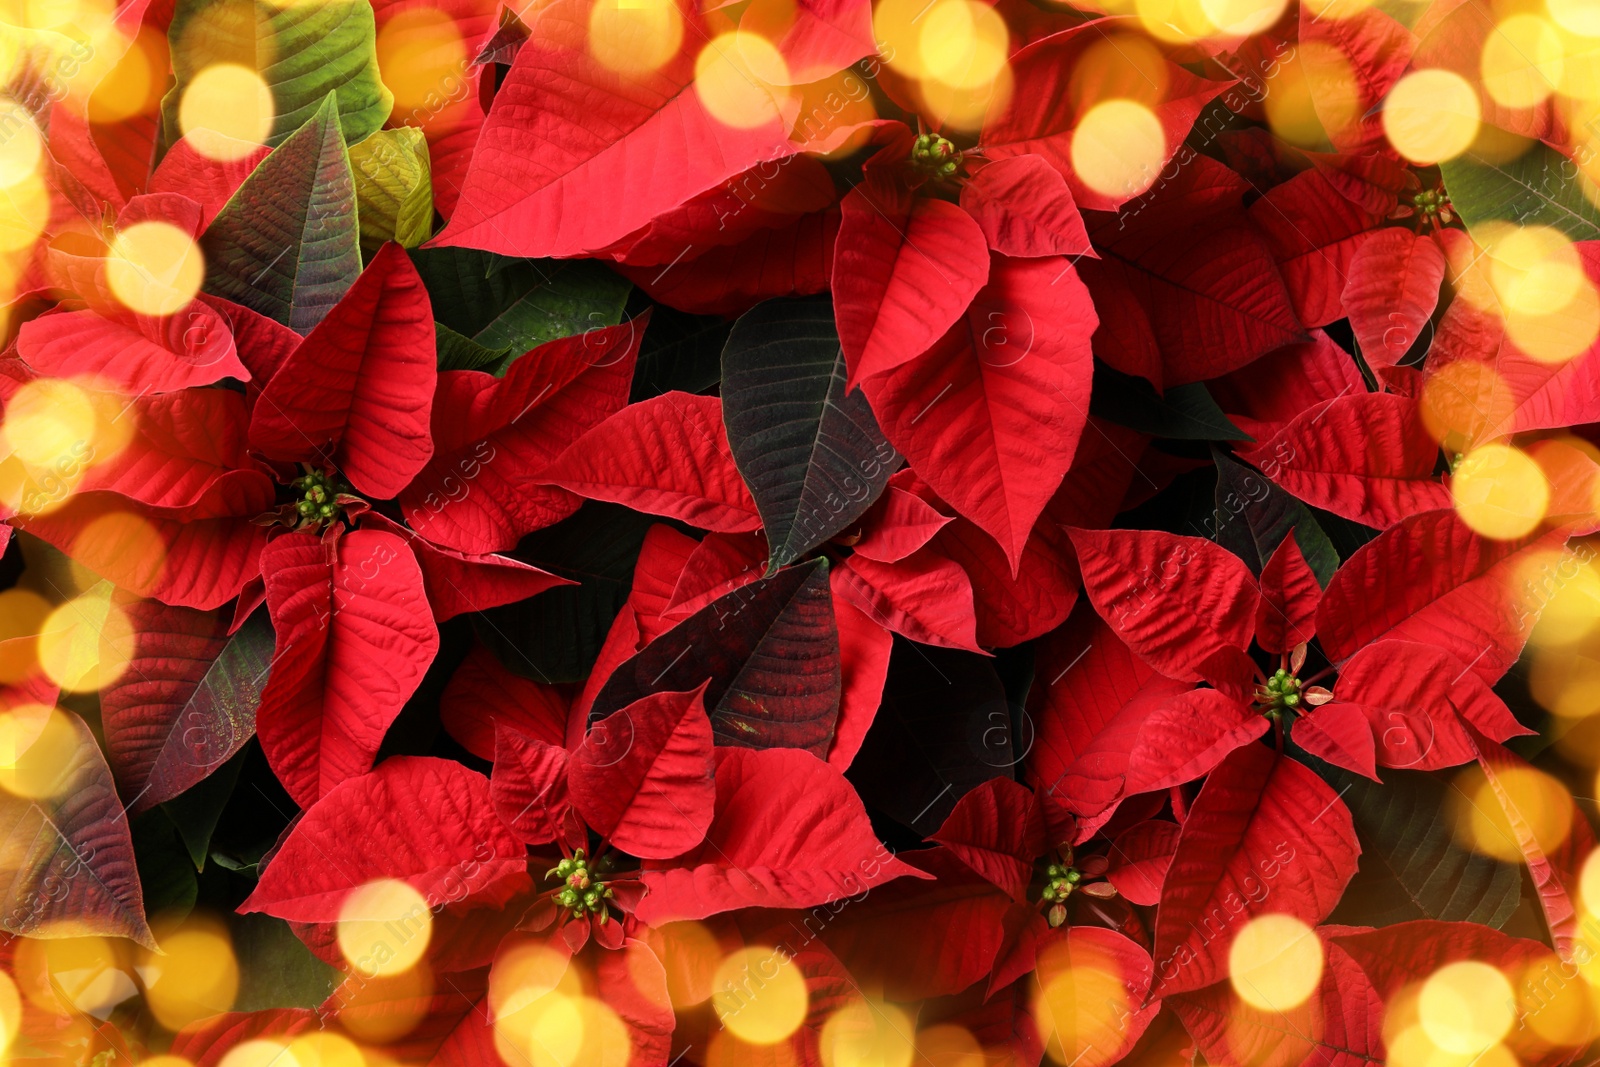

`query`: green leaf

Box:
[434,322,510,373]
[162,0,391,152]
[1090,364,1252,441]
[721,295,898,571]
[409,248,632,371]
[475,502,657,683]
[162,746,247,871]
[202,95,361,334]
[628,304,730,402]
[1440,142,1600,241]
[1211,450,1340,584]
[131,809,198,922]
[229,912,341,1010]
[349,128,433,259]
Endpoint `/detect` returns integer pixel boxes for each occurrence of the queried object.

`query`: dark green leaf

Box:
[722,296,898,571]
[131,809,198,922]
[434,322,510,373]
[202,96,360,334]
[229,912,341,1010]
[476,502,657,683]
[1440,143,1600,241]
[1211,450,1339,584]
[628,303,730,402]
[162,746,247,871]
[1090,363,1252,441]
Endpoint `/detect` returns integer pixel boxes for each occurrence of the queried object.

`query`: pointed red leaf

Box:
[255,529,440,808]
[851,485,951,563]
[240,756,529,921]
[1153,746,1359,997]
[1343,227,1447,368]
[432,0,801,257]
[1209,331,1364,442]
[834,550,980,652]
[862,255,1095,572]
[1124,689,1270,795]
[440,644,569,761]
[569,688,716,859]
[635,747,928,922]
[490,724,572,845]
[1315,510,1570,684]
[1241,393,1450,528]
[1256,533,1321,654]
[833,181,990,386]
[397,318,642,554]
[959,155,1092,259]
[17,302,248,393]
[826,573,892,772]
[1250,169,1387,329]
[148,134,270,226]
[1293,702,1379,781]
[929,777,1045,901]
[542,392,760,534]
[1105,819,1180,906]
[248,243,437,498]
[1069,528,1259,682]
[1032,927,1162,1067]
[361,512,572,621]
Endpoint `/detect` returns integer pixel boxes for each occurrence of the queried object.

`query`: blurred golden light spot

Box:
[1452,762,1572,862]
[917,0,1007,90]
[1489,225,1585,314]
[1550,0,1600,39]
[0,173,51,252]
[1383,70,1481,164]
[1482,15,1564,108]
[491,941,578,1018]
[1069,34,1169,111]
[2,376,95,473]
[139,1058,196,1067]
[1518,950,1598,1045]
[695,32,791,129]
[917,61,1012,133]
[376,9,464,115]
[1421,360,1513,454]
[1135,0,1215,43]
[1034,939,1133,1066]
[88,25,164,123]
[711,946,808,1045]
[0,971,21,1056]
[914,1024,985,1067]
[1451,443,1551,539]
[218,1040,302,1067]
[655,920,722,1008]
[1200,0,1288,38]
[1227,914,1324,1011]
[0,589,50,683]
[1071,99,1164,201]
[875,0,931,76]
[1508,279,1600,363]
[1388,1024,1517,1067]
[287,1031,365,1067]
[337,878,432,977]
[178,64,273,162]
[59,509,168,597]
[16,935,137,1017]
[819,999,915,1067]
[1526,551,1600,648]
[588,0,681,75]
[337,965,434,1043]
[0,705,80,798]
[1263,44,1356,148]
[107,221,204,317]
[1301,0,1373,19]
[1531,643,1600,717]
[141,917,239,1029]
[0,100,42,190]
[1420,961,1517,1055]
[36,584,132,694]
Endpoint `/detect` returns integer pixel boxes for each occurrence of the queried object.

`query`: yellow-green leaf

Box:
[349,128,434,257]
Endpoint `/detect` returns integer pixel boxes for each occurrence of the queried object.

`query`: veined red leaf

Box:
[148,134,270,226]
[1153,745,1359,997]
[440,644,569,761]
[361,512,572,621]
[16,302,248,393]
[1303,2,1417,152]
[833,180,990,387]
[432,0,801,257]
[1033,927,1162,1067]
[1209,331,1364,443]
[1241,393,1450,528]
[1105,819,1180,906]
[1256,533,1321,654]
[240,756,529,921]
[635,747,927,923]
[1315,510,1571,684]
[100,603,272,812]
[929,777,1045,901]
[1069,528,1259,682]
[398,319,642,554]
[1293,702,1379,781]
[1123,689,1269,795]
[542,392,760,534]
[959,155,1091,259]
[1343,227,1447,368]
[249,243,437,499]
[744,0,874,83]
[569,688,716,859]
[255,528,440,808]
[862,254,1096,572]
[851,485,951,563]
[490,724,572,846]
[1250,169,1387,329]
[834,549,980,652]
[826,574,892,772]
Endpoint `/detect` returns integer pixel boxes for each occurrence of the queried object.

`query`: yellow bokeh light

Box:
[1489,225,1585,317]
[1531,643,1600,717]
[918,0,1007,90]
[287,1031,365,1067]
[1419,961,1516,1055]
[1389,1024,1518,1067]
[0,174,52,253]
[695,32,791,129]
[914,1025,985,1067]
[217,1039,300,1067]
[1453,763,1572,862]
[1550,0,1600,39]
[0,589,50,684]
[0,705,81,798]
[492,940,578,1021]
[654,921,722,1009]
[710,946,808,1045]
[0,99,42,190]
[1527,556,1600,648]
[1034,961,1131,1066]
[178,63,274,162]
[2,375,96,470]
[0,971,20,1057]
[1451,443,1551,540]
[1509,279,1600,364]
[1200,0,1288,37]
[819,999,915,1067]
[1227,914,1324,1012]
[141,917,240,1030]
[337,965,433,1043]
[588,0,682,75]
[876,0,931,77]
[1421,360,1512,453]
[1071,99,1165,201]
[376,9,465,115]
[88,25,164,123]
[918,62,1012,134]
[1482,14,1564,108]
[36,585,132,694]
[1383,70,1481,165]
[16,935,137,1017]
[107,221,205,317]
[1263,44,1354,148]
[1069,34,1170,111]
[337,878,432,977]
[1135,0,1216,43]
